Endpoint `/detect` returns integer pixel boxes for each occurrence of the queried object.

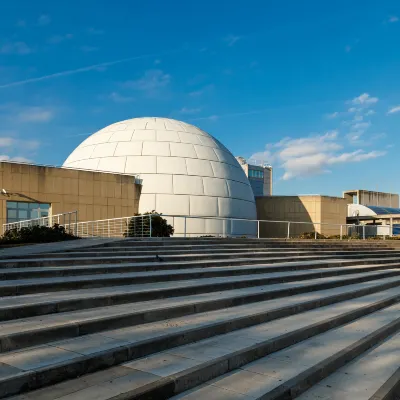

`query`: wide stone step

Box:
[1,270,399,353]
[5,288,399,399]
[171,304,400,400]
[2,261,400,321]
[4,249,400,268]
[2,256,400,297]
[3,252,400,281]
[83,238,394,248]
[296,331,400,400]
[10,247,400,260]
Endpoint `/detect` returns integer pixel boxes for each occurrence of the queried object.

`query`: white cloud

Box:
[224,35,241,46]
[179,107,202,114]
[365,110,376,116]
[387,105,400,115]
[388,16,399,23]
[351,121,371,131]
[17,107,54,122]
[327,112,339,119]
[0,42,32,55]
[37,15,51,26]
[0,155,32,163]
[87,27,104,35]
[47,34,73,44]
[348,107,358,113]
[350,93,378,106]
[189,84,214,97]
[80,46,98,52]
[124,70,170,96]
[0,138,15,147]
[108,92,135,103]
[250,131,386,180]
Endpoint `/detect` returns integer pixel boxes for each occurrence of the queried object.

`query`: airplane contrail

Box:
[0,50,180,89]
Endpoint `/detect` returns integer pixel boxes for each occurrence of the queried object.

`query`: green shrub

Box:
[1,224,78,244]
[126,211,174,237]
[299,232,327,239]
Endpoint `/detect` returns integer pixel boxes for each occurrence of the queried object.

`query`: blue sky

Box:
[0,0,400,196]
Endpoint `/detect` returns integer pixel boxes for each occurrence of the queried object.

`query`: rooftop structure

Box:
[235,156,273,197]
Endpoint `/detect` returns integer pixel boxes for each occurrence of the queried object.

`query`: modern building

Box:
[235,157,273,197]
[0,117,257,236]
[343,189,399,208]
[256,195,348,237]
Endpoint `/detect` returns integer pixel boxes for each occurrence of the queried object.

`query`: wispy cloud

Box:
[387,105,400,115]
[17,107,54,122]
[189,84,214,97]
[37,14,51,26]
[0,135,40,154]
[326,111,339,119]
[108,92,135,103]
[0,51,173,89]
[387,16,399,23]
[87,27,104,35]
[0,155,33,163]
[179,107,202,114]
[224,35,241,46]
[350,93,378,106]
[0,42,33,55]
[250,131,386,180]
[80,46,98,52]
[123,69,170,97]
[47,34,73,44]
[16,20,26,28]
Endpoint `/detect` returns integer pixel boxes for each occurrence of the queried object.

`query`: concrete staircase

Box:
[0,238,398,400]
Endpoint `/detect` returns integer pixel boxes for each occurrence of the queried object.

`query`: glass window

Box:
[6,201,51,223]
[19,210,28,219]
[7,209,17,219]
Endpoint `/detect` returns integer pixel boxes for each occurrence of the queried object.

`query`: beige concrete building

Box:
[256,195,348,237]
[0,162,141,228]
[344,189,399,208]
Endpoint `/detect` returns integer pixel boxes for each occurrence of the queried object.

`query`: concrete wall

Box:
[343,190,399,208]
[0,162,141,227]
[256,195,348,237]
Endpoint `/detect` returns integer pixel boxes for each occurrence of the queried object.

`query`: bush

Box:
[126,211,174,237]
[299,232,327,239]
[1,224,78,244]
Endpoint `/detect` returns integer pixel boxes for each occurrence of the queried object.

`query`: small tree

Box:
[126,211,174,237]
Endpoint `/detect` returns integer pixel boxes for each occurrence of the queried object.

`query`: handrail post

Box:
[362,225,366,240]
[257,220,260,239]
[149,214,152,238]
[340,225,343,240]
[184,217,187,238]
[314,225,317,240]
[287,222,290,239]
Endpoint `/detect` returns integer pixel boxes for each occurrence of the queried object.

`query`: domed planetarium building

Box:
[63,117,257,236]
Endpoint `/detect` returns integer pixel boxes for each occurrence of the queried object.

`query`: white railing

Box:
[69,215,152,238]
[3,211,78,234]
[67,214,393,239]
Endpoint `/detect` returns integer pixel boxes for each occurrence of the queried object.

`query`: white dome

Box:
[63,117,256,235]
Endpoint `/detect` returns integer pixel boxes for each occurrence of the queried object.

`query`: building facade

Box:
[235,157,273,197]
[256,195,348,237]
[0,162,141,228]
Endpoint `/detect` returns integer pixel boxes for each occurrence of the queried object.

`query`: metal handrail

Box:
[69,214,393,240]
[3,211,78,234]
